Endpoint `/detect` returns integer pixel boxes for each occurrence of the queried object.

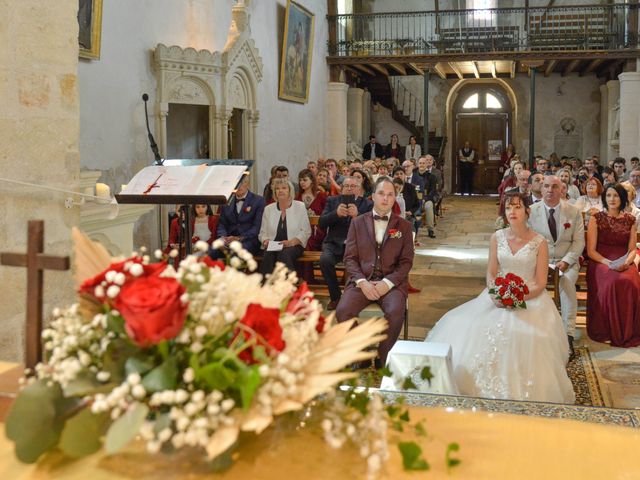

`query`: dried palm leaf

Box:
[71,227,113,286]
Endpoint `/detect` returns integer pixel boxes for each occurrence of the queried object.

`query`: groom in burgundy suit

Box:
[336,177,415,365]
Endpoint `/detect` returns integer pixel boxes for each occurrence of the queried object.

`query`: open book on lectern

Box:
[116,160,252,205]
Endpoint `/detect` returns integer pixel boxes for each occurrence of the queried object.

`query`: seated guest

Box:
[325,158,344,190]
[351,168,373,198]
[385,134,404,161]
[620,182,640,230]
[630,167,640,208]
[528,172,544,204]
[213,175,264,256]
[403,159,425,193]
[573,177,604,226]
[499,143,516,175]
[392,177,406,218]
[602,166,618,187]
[613,157,628,182]
[363,135,385,161]
[338,160,351,178]
[585,157,604,183]
[168,204,218,247]
[316,167,331,194]
[392,167,420,229]
[405,135,421,163]
[296,168,328,251]
[415,156,438,238]
[307,160,318,177]
[498,161,524,199]
[373,163,390,182]
[262,166,279,203]
[336,177,415,366]
[363,160,377,178]
[319,176,373,310]
[631,156,640,171]
[258,179,311,275]
[587,183,640,347]
[558,168,581,202]
[534,157,550,176]
[385,157,399,173]
[500,170,530,215]
[571,157,583,177]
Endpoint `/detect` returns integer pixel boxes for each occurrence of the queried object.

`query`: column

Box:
[347,87,364,149]
[157,102,169,158]
[327,82,349,161]
[618,73,640,160]
[606,79,620,159]
[528,67,537,168]
[423,69,430,156]
[362,90,371,142]
[247,110,260,192]
[599,84,608,162]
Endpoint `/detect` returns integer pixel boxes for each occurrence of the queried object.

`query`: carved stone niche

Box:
[152,1,263,169]
[553,117,583,160]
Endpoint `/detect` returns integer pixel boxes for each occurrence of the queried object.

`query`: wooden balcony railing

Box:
[327,4,639,57]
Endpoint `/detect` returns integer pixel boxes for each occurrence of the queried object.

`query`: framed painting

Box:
[278,0,315,104]
[78,0,103,60]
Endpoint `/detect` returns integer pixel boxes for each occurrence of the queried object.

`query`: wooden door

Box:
[455,114,508,194]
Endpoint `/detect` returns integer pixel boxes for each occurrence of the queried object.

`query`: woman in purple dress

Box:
[587,183,640,347]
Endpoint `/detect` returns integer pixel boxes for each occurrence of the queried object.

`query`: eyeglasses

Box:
[342,184,357,189]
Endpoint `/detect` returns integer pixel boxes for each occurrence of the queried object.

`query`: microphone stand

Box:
[142,93,163,166]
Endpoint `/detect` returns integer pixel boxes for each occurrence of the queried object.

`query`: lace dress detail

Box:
[426,229,575,404]
[594,212,635,249]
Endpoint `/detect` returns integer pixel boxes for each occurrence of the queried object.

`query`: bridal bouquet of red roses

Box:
[489,272,529,309]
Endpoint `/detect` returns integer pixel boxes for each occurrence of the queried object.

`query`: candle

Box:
[96,183,111,204]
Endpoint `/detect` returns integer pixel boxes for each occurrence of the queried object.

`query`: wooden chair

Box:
[547,267,561,310]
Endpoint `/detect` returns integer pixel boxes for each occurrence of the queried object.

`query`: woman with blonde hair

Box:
[259,178,311,275]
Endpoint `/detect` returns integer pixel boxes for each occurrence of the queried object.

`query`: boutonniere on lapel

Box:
[244,206,252,213]
[563,222,571,229]
[388,229,402,239]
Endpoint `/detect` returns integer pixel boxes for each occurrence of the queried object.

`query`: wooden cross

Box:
[0,220,70,370]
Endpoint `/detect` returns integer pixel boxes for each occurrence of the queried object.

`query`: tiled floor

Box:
[410,194,640,409]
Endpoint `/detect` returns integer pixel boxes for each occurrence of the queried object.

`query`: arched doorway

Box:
[452,84,513,194]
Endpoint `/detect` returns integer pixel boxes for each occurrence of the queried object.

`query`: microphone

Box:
[142,93,163,165]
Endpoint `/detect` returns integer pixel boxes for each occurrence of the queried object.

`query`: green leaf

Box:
[377,366,392,377]
[402,377,417,390]
[153,413,171,435]
[142,358,179,393]
[59,408,109,458]
[446,442,461,470]
[391,420,404,432]
[414,421,427,437]
[346,391,370,415]
[5,380,65,463]
[125,355,156,376]
[104,403,149,454]
[106,312,126,335]
[420,366,433,382]
[237,366,261,410]
[399,410,410,422]
[63,371,114,397]
[251,345,268,363]
[385,405,400,418]
[103,339,140,384]
[199,362,237,391]
[398,441,430,471]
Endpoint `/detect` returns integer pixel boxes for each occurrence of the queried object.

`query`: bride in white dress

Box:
[426,193,575,404]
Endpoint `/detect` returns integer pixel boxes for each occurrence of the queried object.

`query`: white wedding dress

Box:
[426,229,575,404]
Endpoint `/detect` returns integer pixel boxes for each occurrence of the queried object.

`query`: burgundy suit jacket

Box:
[343,211,415,296]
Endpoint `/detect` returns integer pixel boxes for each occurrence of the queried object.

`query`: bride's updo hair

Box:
[502,191,531,224]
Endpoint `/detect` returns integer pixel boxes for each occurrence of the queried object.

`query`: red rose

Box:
[316,314,326,334]
[389,229,398,235]
[503,297,514,307]
[564,222,571,229]
[113,276,188,347]
[506,273,516,281]
[523,285,530,295]
[285,283,324,334]
[499,286,507,296]
[516,291,524,301]
[495,277,505,286]
[79,257,166,301]
[201,256,226,270]
[235,303,285,363]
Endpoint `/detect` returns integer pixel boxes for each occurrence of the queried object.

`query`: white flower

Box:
[158,427,173,443]
[229,241,242,252]
[129,263,144,277]
[367,454,381,472]
[146,441,161,454]
[175,389,189,404]
[154,249,163,259]
[106,285,120,299]
[195,240,209,252]
[221,398,235,412]
[169,249,179,258]
[96,371,111,382]
[194,325,207,338]
[230,257,241,269]
[131,384,146,399]
[94,285,105,298]
[191,390,205,403]
[183,368,195,383]
[191,342,203,353]
[113,272,126,286]
[212,239,224,250]
[127,373,141,385]
[105,271,117,283]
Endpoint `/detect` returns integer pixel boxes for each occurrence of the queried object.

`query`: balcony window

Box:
[486,93,502,109]
[463,93,479,109]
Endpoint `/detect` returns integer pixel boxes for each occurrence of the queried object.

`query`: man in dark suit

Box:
[320,176,373,310]
[211,175,265,257]
[336,177,415,366]
[362,135,385,161]
[415,156,439,238]
[392,167,420,222]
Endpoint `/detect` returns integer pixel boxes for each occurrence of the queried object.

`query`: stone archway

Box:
[444,79,518,193]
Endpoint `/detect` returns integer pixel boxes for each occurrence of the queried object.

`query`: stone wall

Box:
[78,0,329,249]
[0,0,80,361]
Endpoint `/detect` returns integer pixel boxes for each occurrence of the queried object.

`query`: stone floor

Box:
[409,194,640,410]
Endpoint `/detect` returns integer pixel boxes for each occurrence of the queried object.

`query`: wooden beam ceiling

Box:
[370,63,389,76]
[433,63,447,80]
[562,59,581,76]
[408,63,423,75]
[449,62,463,79]
[544,60,557,77]
[471,61,480,79]
[581,58,604,76]
[388,63,406,75]
[352,64,375,76]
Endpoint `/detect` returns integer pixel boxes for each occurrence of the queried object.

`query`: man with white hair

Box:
[529,175,585,356]
[629,167,640,208]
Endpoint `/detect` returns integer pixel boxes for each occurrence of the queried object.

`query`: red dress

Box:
[587,212,640,347]
[296,191,327,251]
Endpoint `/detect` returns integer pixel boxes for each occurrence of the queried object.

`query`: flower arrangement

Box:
[5,230,391,475]
[388,229,402,239]
[489,273,529,309]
